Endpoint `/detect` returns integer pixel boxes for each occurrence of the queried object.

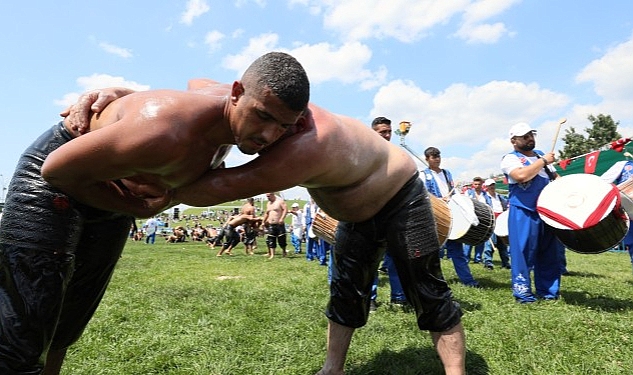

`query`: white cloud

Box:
[54,74,150,107]
[291,42,385,87]
[575,32,633,119]
[453,0,520,43]
[235,0,266,7]
[204,30,225,53]
[223,34,386,87]
[180,0,210,26]
[294,0,519,44]
[98,42,133,58]
[454,22,509,44]
[373,79,568,146]
[222,33,281,77]
[321,0,469,42]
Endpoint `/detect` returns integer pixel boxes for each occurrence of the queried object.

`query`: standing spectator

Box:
[369,116,407,309]
[482,178,511,269]
[144,216,159,245]
[129,221,138,240]
[240,197,260,255]
[422,147,481,288]
[303,198,319,261]
[289,202,305,254]
[601,160,633,272]
[242,219,260,256]
[263,192,288,259]
[463,177,492,266]
[500,122,564,303]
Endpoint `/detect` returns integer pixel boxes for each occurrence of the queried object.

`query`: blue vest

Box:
[422,168,454,198]
[466,188,492,206]
[615,161,633,184]
[505,150,550,211]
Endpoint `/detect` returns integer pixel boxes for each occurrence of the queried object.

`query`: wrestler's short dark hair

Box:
[424,147,441,158]
[371,116,391,128]
[473,176,483,182]
[242,52,310,112]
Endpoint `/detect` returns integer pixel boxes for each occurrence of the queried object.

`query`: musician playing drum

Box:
[500,122,566,303]
[422,147,481,288]
[482,179,511,270]
[601,160,633,272]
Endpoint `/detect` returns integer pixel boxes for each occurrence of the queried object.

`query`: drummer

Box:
[463,177,492,267]
[600,160,633,272]
[422,147,481,288]
[500,122,565,303]
[481,179,510,269]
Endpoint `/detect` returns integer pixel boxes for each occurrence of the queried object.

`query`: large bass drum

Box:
[537,173,629,254]
[447,194,495,246]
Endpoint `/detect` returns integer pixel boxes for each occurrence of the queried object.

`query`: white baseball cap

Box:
[509,122,537,139]
[291,203,300,208]
[484,178,496,187]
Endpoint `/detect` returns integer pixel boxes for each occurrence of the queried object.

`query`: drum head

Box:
[537,173,628,254]
[494,210,509,237]
[537,174,618,230]
[448,194,476,240]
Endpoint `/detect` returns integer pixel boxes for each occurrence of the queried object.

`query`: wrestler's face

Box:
[230,82,304,155]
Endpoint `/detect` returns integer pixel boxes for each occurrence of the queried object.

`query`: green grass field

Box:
[60,233,633,375]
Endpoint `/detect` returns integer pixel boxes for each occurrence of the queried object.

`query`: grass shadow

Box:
[562,289,633,311]
[332,347,489,375]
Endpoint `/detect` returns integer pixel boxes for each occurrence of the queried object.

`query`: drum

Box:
[311,196,452,247]
[537,173,629,254]
[447,194,495,246]
[493,210,509,246]
[428,194,452,246]
[312,213,338,244]
[616,178,633,217]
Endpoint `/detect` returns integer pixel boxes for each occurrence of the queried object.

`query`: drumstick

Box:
[550,117,567,154]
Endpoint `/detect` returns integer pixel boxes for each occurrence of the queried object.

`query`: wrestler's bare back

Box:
[43,87,234,216]
[298,105,417,221]
[177,103,418,223]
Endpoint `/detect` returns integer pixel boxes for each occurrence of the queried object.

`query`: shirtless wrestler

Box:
[169,103,467,375]
[0,52,308,375]
[54,56,466,375]
[262,192,289,258]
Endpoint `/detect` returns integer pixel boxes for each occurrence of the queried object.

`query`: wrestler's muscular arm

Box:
[42,93,190,218]
[62,79,218,133]
[172,115,327,207]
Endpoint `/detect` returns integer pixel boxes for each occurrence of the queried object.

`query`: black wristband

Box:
[542,158,548,166]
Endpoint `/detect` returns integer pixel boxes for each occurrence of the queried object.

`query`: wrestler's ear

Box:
[230,81,244,104]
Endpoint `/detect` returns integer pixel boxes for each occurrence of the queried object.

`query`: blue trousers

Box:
[483,234,510,267]
[291,233,302,253]
[306,234,318,260]
[145,232,156,244]
[370,253,406,302]
[463,243,484,263]
[622,222,633,269]
[445,240,478,286]
[508,206,563,301]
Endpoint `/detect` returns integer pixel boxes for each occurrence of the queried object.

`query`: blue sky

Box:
[1,1,633,201]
